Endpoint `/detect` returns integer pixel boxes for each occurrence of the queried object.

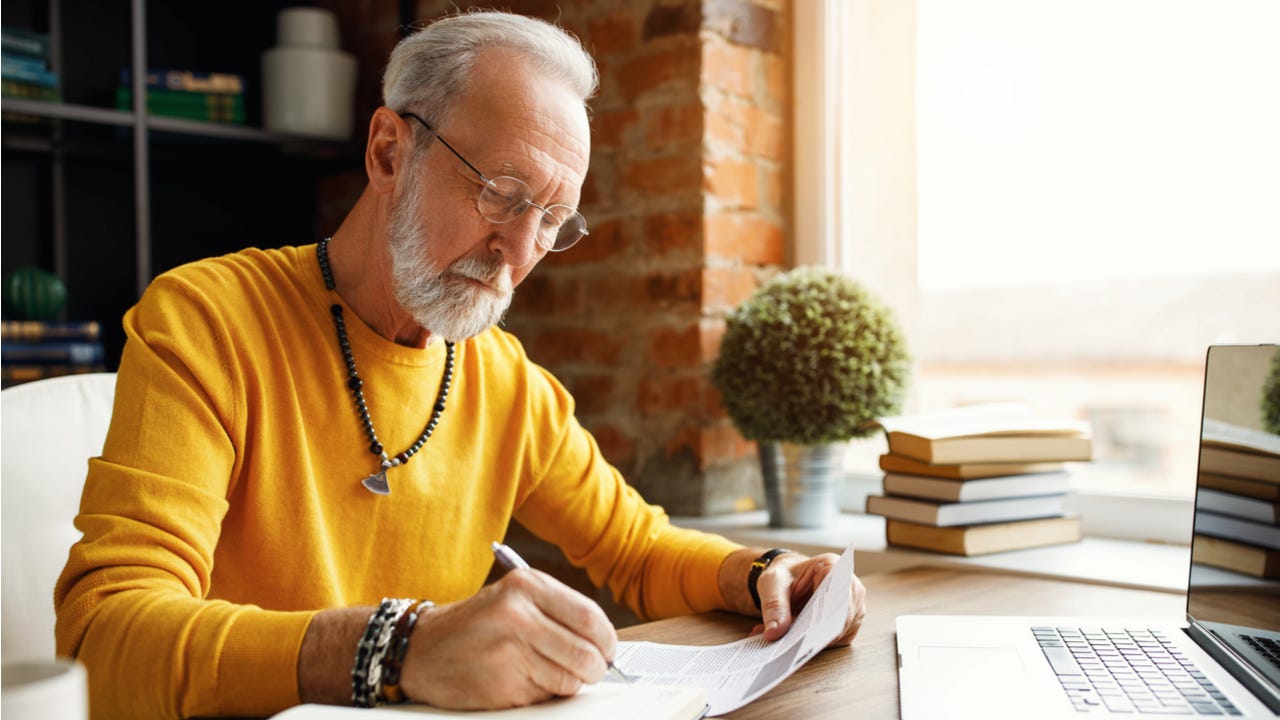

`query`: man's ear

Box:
[366,107,409,194]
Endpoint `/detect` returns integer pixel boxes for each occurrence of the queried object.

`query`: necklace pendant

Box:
[361,470,391,495]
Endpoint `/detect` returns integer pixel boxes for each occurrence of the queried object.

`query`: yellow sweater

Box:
[54,245,740,719]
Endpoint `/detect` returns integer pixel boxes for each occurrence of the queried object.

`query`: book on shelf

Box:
[115,87,245,123]
[1197,472,1280,502]
[1191,533,1280,580]
[865,492,1066,527]
[876,403,1092,465]
[0,363,107,388]
[1,78,60,102]
[1,27,51,60]
[1,320,101,343]
[1,51,57,87]
[119,68,245,95]
[885,515,1082,556]
[882,470,1071,503]
[1194,510,1280,551]
[878,452,1066,480]
[269,681,708,719]
[1195,488,1280,525]
[1,340,105,366]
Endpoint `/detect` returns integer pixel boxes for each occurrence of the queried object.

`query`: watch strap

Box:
[747,548,792,611]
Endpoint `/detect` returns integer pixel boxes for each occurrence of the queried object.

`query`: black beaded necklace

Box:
[317,237,455,495]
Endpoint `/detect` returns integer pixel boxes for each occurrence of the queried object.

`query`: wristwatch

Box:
[747,548,792,611]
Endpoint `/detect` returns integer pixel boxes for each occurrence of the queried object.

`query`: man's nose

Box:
[489,209,545,269]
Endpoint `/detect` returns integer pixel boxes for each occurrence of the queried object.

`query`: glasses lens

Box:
[550,210,588,251]
[479,176,531,221]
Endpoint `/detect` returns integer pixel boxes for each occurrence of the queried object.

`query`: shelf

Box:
[0,97,344,145]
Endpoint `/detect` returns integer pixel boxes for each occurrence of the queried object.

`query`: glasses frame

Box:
[400,112,588,252]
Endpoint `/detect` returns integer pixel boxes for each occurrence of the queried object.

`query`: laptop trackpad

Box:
[919,645,1035,710]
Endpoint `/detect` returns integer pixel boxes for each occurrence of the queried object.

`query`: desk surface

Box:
[618,566,1185,720]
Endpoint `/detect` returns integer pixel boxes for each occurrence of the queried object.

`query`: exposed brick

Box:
[648,323,702,369]
[571,373,618,416]
[592,108,640,152]
[704,0,781,53]
[699,318,727,363]
[764,53,787,108]
[586,8,639,53]
[698,422,756,467]
[620,155,702,198]
[615,42,700,101]
[644,268,702,306]
[542,217,621,267]
[643,211,703,256]
[703,266,758,310]
[638,374,705,416]
[522,327,624,366]
[702,40,754,97]
[705,158,760,209]
[645,102,703,149]
[588,422,637,475]
[643,1,700,40]
[743,104,784,160]
[704,212,784,265]
[761,164,785,213]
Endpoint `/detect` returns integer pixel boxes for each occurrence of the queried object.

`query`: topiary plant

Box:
[1263,349,1280,435]
[711,266,911,445]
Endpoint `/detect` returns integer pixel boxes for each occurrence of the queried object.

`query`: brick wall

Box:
[321,0,790,518]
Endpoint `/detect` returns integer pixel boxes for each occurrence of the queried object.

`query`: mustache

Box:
[448,255,512,293]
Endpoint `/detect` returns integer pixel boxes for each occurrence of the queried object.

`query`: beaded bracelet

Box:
[351,598,414,707]
[380,600,435,704]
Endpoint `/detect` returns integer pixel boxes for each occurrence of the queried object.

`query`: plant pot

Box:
[758,441,842,528]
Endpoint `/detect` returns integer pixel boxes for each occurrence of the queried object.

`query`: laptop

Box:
[896,343,1280,719]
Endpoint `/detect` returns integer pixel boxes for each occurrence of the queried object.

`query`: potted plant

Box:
[711,266,911,527]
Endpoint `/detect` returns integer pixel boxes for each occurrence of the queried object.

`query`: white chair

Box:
[1,372,117,662]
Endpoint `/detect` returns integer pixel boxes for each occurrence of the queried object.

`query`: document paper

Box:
[614,542,854,716]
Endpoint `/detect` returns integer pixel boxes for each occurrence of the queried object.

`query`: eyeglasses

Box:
[401,112,589,252]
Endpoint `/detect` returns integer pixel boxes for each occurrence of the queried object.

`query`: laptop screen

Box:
[1186,344,1280,687]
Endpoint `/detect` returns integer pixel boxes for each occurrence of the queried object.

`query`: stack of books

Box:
[1,27,60,103]
[1190,418,1280,579]
[866,403,1092,556]
[116,68,246,124]
[1,320,106,388]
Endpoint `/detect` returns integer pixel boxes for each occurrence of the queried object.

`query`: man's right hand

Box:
[396,569,618,709]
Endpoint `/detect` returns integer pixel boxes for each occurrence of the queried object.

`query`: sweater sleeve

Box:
[53,272,316,719]
[509,359,743,621]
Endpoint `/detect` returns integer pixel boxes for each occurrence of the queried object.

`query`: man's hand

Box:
[297,570,618,710]
[719,549,867,646]
[398,569,618,709]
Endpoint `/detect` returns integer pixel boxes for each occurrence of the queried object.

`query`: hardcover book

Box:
[885,515,1082,556]
[1194,510,1280,551]
[866,493,1067,527]
[878,452,1066,480]
[1197,418,1280,483]
[882,471,1071,503]
[877,403,1092,465]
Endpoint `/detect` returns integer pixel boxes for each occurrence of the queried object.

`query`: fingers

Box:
[755,552,867,647]
[398,569,616,710]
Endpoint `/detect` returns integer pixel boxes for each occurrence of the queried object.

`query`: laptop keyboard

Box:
[1033,626,1242,715]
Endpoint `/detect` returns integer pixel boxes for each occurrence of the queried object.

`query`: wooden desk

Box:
[618,566,1185,719]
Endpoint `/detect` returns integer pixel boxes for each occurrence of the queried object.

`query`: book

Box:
[1196,488,1280,524]
[1,364,107,386]
[1,320,101,343]
[879,452,1065,480]
[268,681,709,719]
[1,51,58,87]
[1197,472,1280,502]
[882,471,1071,503]
[1197,418,1280,483]
[115,87,245,123]
[1191,534,1280,579]
[877,403,1092,465]
[119,68,245,94]
[865,493,1066,527]
[1194,510,1280,551]
[1,341,104,365]
[1,28,51,60]
[885,515,1082,556]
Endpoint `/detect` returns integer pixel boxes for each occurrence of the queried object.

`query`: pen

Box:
[490,541,633,685]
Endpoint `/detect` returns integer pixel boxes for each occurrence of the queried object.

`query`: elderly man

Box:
[55,11,866,718]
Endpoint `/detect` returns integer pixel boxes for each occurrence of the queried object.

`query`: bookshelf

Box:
[1,0,362,371]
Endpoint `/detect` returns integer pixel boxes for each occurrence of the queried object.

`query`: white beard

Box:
[386,165,514,342]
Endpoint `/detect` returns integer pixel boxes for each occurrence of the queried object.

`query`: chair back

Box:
[1,373,117,661]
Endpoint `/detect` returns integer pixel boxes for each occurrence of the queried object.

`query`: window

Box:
[796,0,1280,505]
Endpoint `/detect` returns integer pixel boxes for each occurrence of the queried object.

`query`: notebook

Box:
[896,343,1280,719]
